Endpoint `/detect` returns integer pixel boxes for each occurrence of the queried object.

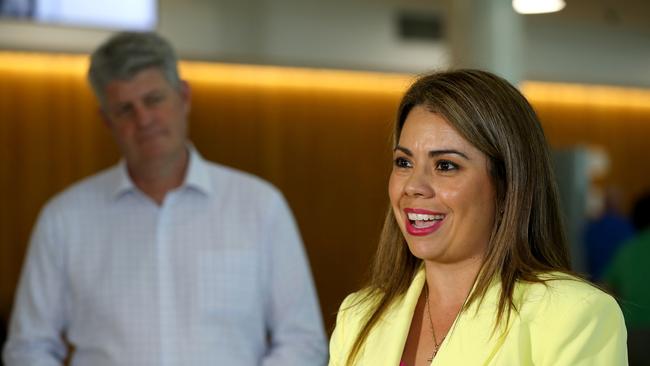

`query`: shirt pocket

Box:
[196,249,259,320]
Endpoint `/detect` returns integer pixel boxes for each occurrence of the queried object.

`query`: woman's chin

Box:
[406,242,444,262]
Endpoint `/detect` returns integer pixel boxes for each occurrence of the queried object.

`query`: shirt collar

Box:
[110,144,213,200]
[183,144,214,196]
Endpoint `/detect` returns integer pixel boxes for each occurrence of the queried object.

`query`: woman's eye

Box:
[436,160,458,171]
[394,157,412,169]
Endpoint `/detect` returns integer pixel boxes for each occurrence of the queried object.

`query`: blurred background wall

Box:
[0,0,649,342]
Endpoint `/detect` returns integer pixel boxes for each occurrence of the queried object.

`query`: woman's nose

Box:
[404,166,434,198]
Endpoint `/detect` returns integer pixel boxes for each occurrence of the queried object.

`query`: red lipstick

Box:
[403,208,445,236]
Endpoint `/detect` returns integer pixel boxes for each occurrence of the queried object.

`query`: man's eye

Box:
[436,160,458,171]
[115,105,133,118]
[145,93,165,106]
[144,93,165,105]
[394,157,412,169]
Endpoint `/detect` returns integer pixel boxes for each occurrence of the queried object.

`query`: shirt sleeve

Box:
[535,289,628,366]
[260,192,328,366]
[3,205,69,366]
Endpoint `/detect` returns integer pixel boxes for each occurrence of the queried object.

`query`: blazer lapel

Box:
[361,269,427,365]
[358,269,509,366]
[431,277,507,366]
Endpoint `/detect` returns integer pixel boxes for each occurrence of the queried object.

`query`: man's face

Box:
[102,67,190,169]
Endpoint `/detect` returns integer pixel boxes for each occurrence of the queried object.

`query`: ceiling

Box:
[546,0,650,32]
[389,0,650,32]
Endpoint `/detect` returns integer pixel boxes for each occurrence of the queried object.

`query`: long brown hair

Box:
[345,69,571,364]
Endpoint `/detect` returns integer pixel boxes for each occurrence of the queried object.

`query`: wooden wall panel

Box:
[1,52,649,337]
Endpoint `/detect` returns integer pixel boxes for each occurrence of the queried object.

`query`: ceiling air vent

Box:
[397,12,444,41]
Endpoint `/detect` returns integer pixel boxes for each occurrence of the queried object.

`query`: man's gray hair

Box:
[88,31,181,107]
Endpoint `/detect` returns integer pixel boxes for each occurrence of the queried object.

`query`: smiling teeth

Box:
[407,213,444,221]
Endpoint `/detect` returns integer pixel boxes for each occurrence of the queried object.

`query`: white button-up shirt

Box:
[4,147,327,366]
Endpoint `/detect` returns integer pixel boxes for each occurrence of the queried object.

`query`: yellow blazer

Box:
[329,268,627,365]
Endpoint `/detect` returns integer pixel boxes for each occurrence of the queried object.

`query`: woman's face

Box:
[389,105,496,265]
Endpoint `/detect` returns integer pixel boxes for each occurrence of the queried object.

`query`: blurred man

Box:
[603,192,650,366]
[3,31,327,365]
[583,187,635,280]
[0,0,33,17]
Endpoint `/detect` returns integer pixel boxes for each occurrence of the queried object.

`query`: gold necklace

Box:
[424,286,445,362]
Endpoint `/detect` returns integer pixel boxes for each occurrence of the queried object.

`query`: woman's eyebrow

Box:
[429,149,470,160]
[394,145,412,156]
[394,145,469,160]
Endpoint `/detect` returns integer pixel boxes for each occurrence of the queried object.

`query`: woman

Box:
[329,70,627,365]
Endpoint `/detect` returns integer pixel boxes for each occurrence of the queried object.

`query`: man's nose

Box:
[132,103,154,127]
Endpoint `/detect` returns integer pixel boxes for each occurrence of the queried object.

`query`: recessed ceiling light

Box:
[512,0,566,14]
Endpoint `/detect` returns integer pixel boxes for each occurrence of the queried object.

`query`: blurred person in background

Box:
[329,70,627,366]
[584,186,635,281]
[2,31,327,365]
[603,191,650,366]
[0,0,34,17]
